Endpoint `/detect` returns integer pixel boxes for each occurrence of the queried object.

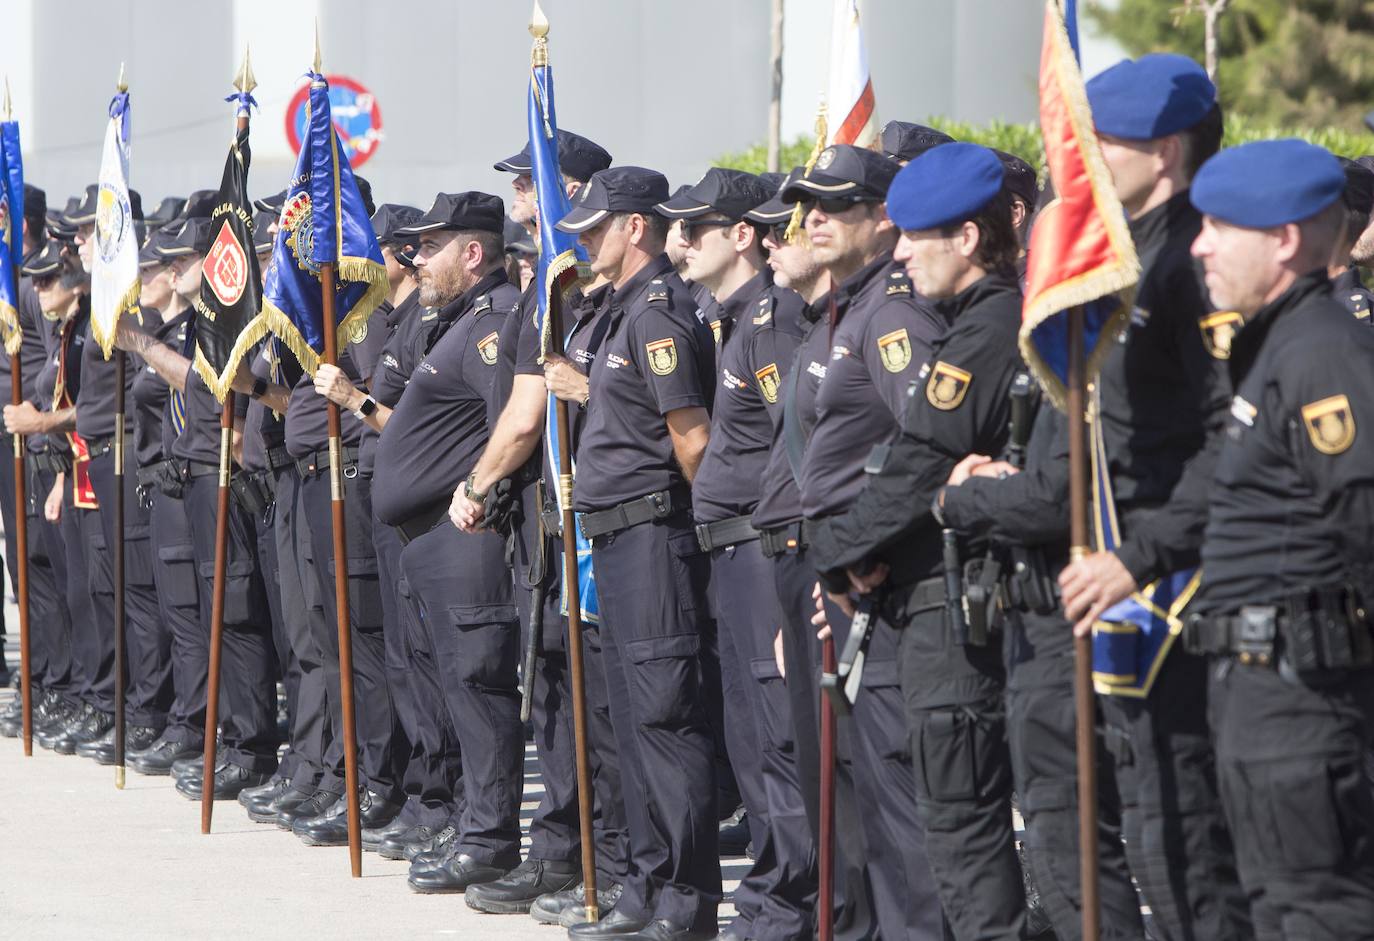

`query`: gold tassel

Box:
[784,101,829,244]
[93,278,143,361]
[0,301,20,357]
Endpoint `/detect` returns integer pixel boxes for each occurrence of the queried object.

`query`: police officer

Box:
[1054,54,1252,941]
[775,144,947,939]
[655,166,815,940]
[1330,158,1374,321]
[450,130,627,916]
[1183,138,1374,941]
[368,192,522,892]
[550,166,719,941]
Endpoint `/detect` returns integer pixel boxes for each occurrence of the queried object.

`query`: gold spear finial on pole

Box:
[530,0,550,39]
[234,45,257,95]
[116,62,128,93]
[313,18,323,74]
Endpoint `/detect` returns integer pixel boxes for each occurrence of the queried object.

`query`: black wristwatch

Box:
[249,377,269,400]
[352,394,378,421]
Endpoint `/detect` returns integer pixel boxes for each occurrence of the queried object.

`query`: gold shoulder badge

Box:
[1198,311,1243,360]
[876,328,911,373]
[885,271,912,296]
[646,337,678,376]
[755,363,781,404]
[477,331,500,366]
[1301,394,1356,455]
[710,319,723,345]
[926,361,972,410]
[646,279,670,304]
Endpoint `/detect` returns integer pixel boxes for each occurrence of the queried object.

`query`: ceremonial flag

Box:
[529,45,598,624]
[826,0,878,147]
[1019,0,1138,409]
[192,123,262,401]
[90,88,141,359]
[0,108,23,355]
[261,73,386,374]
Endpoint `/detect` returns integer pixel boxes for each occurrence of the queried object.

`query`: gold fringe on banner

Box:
[93,277,142,361]
[784,101,829,244]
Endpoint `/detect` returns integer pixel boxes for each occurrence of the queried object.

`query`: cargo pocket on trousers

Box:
[750,656,794,755]
[125,525,157,588]
[1261,756,1367,872]
[667,530,711,614]
[625,632,702,729]
[329,555,385,632]
[859,659,911,762]
[915,704,1007,811]
[198,559,259,625]
[156,544,199,609]
[86,531,114,597]
[445,603,519,688]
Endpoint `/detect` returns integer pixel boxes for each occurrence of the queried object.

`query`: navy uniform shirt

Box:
[489,284,541,426]
[284,350,366,459]
[693,272,806,523]
[1195,271,1374,610]
[359,292,426,477]
[130,309,190,469]
[808,271,1025,584]
[572,256,716,512]
[0,278,47,405]
[75,314,134,442]
[561,282,615,455]
[752,296,830,530]
[1331,267,1374,324]
[372,270,517,526]
[171,333,249,467]
[240,340,280,474]
[39,301,91,458]
[23,290,62,455]
[800,255,945,519]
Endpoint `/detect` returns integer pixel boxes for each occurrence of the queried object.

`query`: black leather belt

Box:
[1184,588,1373,669]
[395,500,449,545]
[86,430,131,459]
[903,576,949,612]
[266,445,293,473]
[695,514,759,552]
[578,487,689,540]
[294,445,360,479]
[185,460,220,480]
[26,447,72,475]
[758,521,808,558]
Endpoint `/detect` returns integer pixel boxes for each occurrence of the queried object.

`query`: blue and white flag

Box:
[90,89,141,359]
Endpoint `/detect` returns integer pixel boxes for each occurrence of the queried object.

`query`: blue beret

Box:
[1191,140,1346,228]
[1087,53,1216,140]
[885,143,1005,232]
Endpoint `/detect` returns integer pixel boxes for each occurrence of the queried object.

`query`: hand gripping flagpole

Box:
[3,78,33,757]
[201,48,255,835]
[314,31,365,878]
[530,3,598,922]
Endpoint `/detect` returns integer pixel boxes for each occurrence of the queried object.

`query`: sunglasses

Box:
[679,218,735,243]
[801,195,877,215]
[31,273,59,290]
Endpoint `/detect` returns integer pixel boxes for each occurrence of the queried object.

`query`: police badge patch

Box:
[280,191,321,278]
[755,363,781,403]
[876,328,911,373]
[477,331,500,365]
[815,147,836,170]
[926,361,972,410]
[95,183,131,266]
[1198,311,1244,360]
[1301,394,1356,455]
[646,337,678,376]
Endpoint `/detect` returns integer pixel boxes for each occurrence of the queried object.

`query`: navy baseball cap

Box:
[493,129,613,184]
[48,200,78,242]
[1087,53,1216,141]
[887,143,1006,231]
[145,196,186,230]
[556,166,671,234]
[994,150,1038,206]
[780,145,900,202]
[1191,140,1345,228]
[174,189,220,224]
[63,183,143,225]
[745,168,804,224]
[251,210,277,254]
[504,218,536,256]
[880,121,956,162]
[156,216,214,257]
[655,168,774,221]
[395,192,506,238]
[1339,157,1374,220]
[139,227,178,269]
[371,203,424,245]
[21,239,63,277]
[253,190,286,215]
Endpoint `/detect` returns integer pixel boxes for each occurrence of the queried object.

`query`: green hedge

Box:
[716,116,1374,179]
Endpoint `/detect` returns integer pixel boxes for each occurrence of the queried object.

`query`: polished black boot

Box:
[175,761,272,801]
[406,848,516,895]
[53,708,113,756]
[274,788,340,830]
[531,881,626,928]
[294,789,406,847]
[244,781,315,824]
[130,737,202,776]
[465,857,580,914]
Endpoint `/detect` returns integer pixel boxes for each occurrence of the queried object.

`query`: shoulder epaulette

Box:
[645,279,671,305]
[473,294,492,315]
[753,294,776,325]
[885,270,913,296]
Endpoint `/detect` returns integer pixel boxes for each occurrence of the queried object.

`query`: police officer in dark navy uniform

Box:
[552,166,720,941]
[777,144,947,940]
[1054,54,1252,941]
[450,131,626,917]
[1330,158,1374,322]
[368,192,523,893]
[655,166,815,941]
[1181,138,1374,941]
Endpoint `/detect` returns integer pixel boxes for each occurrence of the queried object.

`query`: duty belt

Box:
[578,487,689,540]
[695,514,760,552]
[26,447,72,476]
[1183,585,1373,670]
[395,499,449,545]
[758,521,808,558]
[294,445,360,479]
[266,445,293,473]
[86,430,130,459]
[184,459,221,480]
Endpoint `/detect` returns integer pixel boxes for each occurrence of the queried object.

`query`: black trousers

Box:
[149,486,205,746]
[401,521,522,864]
[1002,607,1142,940]
[1099,649,1251,941]
[70,498,114,713]
[88,451,170,728]
[590,516,721,933]
[711,540,816,940]
[251,484,295,783]
[23,464,69,692]
[0,435,17,614]
[1211,659,1374,940]
[183,475,279,773]
[298,470,403,804]
[373,512,420,820]
[273,466,332,791]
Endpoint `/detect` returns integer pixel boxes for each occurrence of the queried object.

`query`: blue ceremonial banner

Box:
[261,73,386,374]
[529,49,598,625]
[0,117,23,356]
